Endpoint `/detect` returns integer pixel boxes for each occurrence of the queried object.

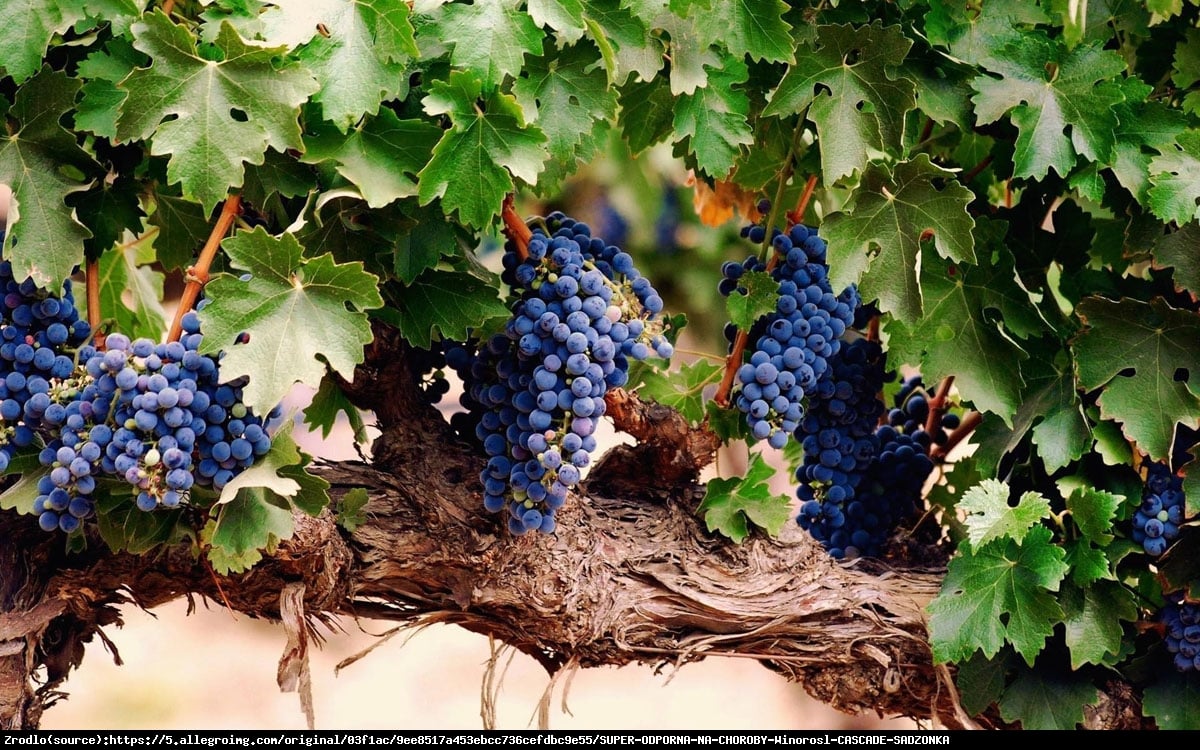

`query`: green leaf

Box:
[527,0,587,44]
[927,525,1068,666]
[1063,539,1113,587]
[697,452,792,544]
[215,423,306,505]
[1072,296,1200,461]
[304,373,369,446]
[881,248,1030,422]
[203,486,294,575]
[302,109,440,209]
[953,651,1012,717]
[821,155,976,323]
[636,359,723,425]
[390,269,509,350]
[764,23,915,184]
[1148,129,1200,226]
[1109,79,1187,203]
[581,0,664,85]
[199,227,384,414]
[417,72,548,228]
[0,468,49,514]
[87,235,169,343]
[0,67,95,288]
[1173,28,1200,117]
[513,42,618,180]
[388,203,464,284]
[1060,580,1137,669]
[1065,485,1122,543]
[0,0,86,84]
[997,667,1097,730]
[337,487,370,532]
[94,489,188,556]
[725,270,778,331]
[924,0,1046,69]
[75,37,143,139]
[618,78,676,154]
[1153,222,1200,299]
[958,479,1051,549]
[116,12,319,213]
[430,0,543,88]
[705,399,751,443]
[1143,672,1200,730]
[672,56,753,178]
[658,11,718,95]
[147,195,210,272]
[261,0,417,129]
[971,36,1126,180]
[705,0,793,64]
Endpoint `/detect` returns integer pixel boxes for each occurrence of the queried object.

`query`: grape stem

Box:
[501,195,532,261]
[85,258,102,350]
[162,0,175,14]
[925,375,955,436]
[961,155,993,185]
[166,194,241,343]
[931,410,981,460]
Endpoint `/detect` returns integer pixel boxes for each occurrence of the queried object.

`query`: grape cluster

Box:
[0,258,93,473]
[1133,462,1185,557]
[796,366,954,559]
[719,223,858,448]
[1161,597,1200,672]
[446,213,671,535]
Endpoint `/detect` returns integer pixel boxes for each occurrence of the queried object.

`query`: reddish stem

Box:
[85,257,103,350]
[932,410,981,460]
[785,175,819,229]
[961,155,993,185]
[925,376,955,435]
[162,0,176,15]
[501,195,532,260]
[166,195,241,343]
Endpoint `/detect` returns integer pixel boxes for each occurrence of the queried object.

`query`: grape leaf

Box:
[821,156,975,323]
[697,452,792,544]
[94,489,188,556]
[658,11,718,95]
[581,0,664,85]
[74,37,142,139]
[389,269,510,350]
[1148,129,1200,226]
[513,42,618,181]
[337,487,370,532]
[1063,539,1112,587]
[703,0,793,64]
[953,651,1012,717]
[924,0,1046,69]
[1065,485,1122,543]
[1143,672,1200,730]
[636,359,722,425]
[429,0,543,88]
[969,351,1089,475]
[1072,296,1200,461]
[971,36,1126,180]
[1173,28,1200,117]
[672,57,753,178]
[927,525,1068,666]
[116,12,319,213]
[260,0,417,129]
[148,194,210,272]
[417,72,548,228]
[0,468,48,514]
[203,486,294,575]
[958,479,1051,549]
[881,248,1031,423]
[1152,221,1200,298]
[0,67,95,288]
[1060,581,1137,669]
[763,23,915,185]
[618,78,675,154]
[1109,79,1187,203]
[725,271,778,331]
[997,668,1097,729]
[0,0,86,84]
[198,228,384,414]
[302,109,440,209]
[87,235,169,343]
[527,0,587,44]
[304,373,369,446]
[216,423,306,505]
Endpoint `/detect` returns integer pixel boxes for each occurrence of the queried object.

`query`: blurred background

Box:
[33,141,920,731]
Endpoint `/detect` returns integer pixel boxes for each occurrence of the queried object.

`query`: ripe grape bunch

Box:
[1161,596,1200,672]
[1133,462,1186,557]
[446,212,671,535]
[719,222,859,448]
[0,257,276,534]
[797,364,956,559]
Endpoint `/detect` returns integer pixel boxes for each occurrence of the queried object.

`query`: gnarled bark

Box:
[0,329,1151,730]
